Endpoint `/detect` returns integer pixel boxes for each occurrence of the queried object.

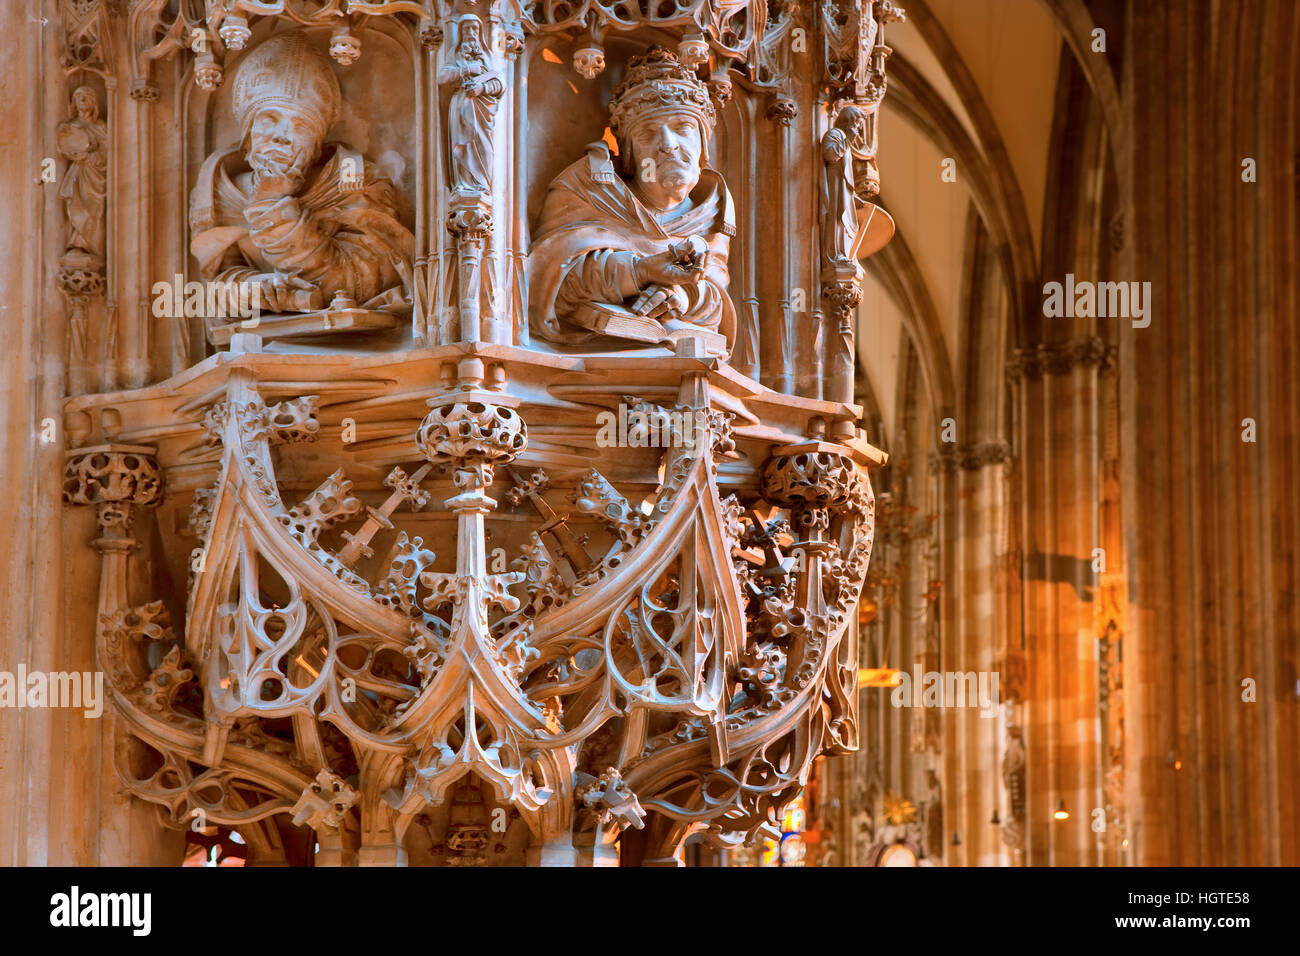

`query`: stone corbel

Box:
[932,440,1014,473]
[62,445,163,618]
[446,198,494,342]
[1006,336,1117,381]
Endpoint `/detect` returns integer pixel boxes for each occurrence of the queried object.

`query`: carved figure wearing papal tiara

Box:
[529,47,735,352]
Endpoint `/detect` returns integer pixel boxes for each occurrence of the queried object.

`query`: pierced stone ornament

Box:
[65,0,898,867]
[573,43,606,79]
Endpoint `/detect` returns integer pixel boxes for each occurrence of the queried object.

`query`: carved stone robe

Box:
[820,127,860,265]
[439,53,503,194]
[57,114,108,258]
[190,144,414,312]
[528,143,736,348]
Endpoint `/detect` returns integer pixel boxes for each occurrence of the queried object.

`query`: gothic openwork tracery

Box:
[53,0,900,866]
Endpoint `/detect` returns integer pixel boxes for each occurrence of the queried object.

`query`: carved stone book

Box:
[569,301,669,344]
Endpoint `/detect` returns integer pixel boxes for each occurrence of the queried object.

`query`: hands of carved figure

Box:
[630,283,689,319]
[245,272,323,313]
[633,244,703,290]
[822,130,850,164]
[461,73,503,98]
[251,164,306,200]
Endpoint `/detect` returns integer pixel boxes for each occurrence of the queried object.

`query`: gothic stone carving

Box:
[821,105,870,266]
[64,0,898,867]
[440,15,504,197]
[189,31,414,332]
[57,85,109,360]
[528,48,735,354]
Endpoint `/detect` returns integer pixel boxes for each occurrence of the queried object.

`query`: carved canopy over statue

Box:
[189,31,414,322]
[58,0,900,867]
[528,47,735,353]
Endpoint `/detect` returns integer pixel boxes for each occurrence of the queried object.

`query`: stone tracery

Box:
[56,0,898,866]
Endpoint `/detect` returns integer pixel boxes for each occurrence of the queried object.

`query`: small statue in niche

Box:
[189,31,414,321]
[57,86,108,262]
[439,15,504,196]
[819,103,869,266]
[529,47,735,352]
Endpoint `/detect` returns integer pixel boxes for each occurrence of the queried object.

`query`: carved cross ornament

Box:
[60,0,898,866]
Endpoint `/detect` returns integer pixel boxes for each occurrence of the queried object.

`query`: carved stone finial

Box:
[575,768,646,831]
[329,23,362,66]
[573,43,606,79]
[761,449,858,512]
[416,399,528,466]
[218,14,251,51]
[677,33,710,70]
[64,447,163,541]
[291,769,359,830]
[63,449,163,509]
[193,51,224,91]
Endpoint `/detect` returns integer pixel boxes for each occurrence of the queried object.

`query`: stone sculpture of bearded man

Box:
[190,31,414,323]
[528,47,735,352]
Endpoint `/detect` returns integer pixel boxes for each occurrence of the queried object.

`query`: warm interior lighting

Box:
[858,668,902,688]
[858,598,878,625]
[294,654,319,678]
[1053,800,1070,821]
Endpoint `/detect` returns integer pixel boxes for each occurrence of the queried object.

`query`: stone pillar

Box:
[0,6,68,866]
[1009,340,1110,866]
[1122,0,1300,866]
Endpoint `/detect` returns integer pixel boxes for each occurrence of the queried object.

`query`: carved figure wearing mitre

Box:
[189,32,414,320]
[528,47,735,351]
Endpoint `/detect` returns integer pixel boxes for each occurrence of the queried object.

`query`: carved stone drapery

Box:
[55,0,112,375]
[60,0,897,866]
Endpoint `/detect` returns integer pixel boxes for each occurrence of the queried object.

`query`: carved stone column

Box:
[822,269,863,433]
[62,446,165,864]
[62,446,163,616]
[447,202,494,344]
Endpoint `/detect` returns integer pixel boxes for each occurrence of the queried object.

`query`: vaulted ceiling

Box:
[856,0,1103,448]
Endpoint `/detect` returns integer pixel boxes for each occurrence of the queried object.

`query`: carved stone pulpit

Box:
[58,0,900,866]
